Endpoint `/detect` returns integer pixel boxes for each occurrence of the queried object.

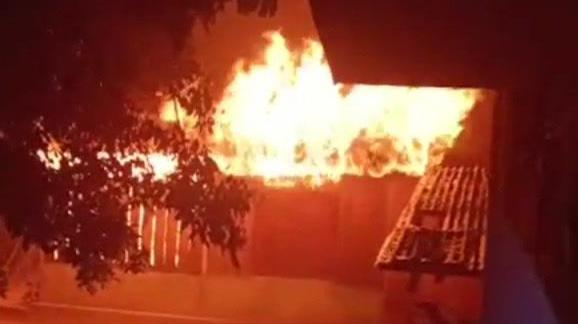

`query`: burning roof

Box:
[162,31,481,187]
[40,31,482,189]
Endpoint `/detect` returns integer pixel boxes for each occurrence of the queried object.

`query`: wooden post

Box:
[124,187,133,263]
[149,208,157,266]
[174,220,182,268]
[201,245,208,275]
[162,209,169,266]
[137,204,145,251]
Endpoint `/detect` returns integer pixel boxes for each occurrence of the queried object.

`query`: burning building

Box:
[144,28,493,321]
[22,1,578,323]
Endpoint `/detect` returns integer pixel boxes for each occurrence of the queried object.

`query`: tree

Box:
[0,0,276,296]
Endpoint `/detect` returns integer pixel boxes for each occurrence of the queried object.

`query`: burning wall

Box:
[152,32,489,282]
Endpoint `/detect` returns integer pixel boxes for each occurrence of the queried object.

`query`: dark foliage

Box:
[0,0,275,295]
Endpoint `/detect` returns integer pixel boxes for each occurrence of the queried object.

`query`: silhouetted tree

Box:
[0,0,275,295]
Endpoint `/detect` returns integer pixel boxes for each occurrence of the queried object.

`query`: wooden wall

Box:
[133,175,416,286]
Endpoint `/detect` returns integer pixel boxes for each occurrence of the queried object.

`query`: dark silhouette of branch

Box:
[0,0,273,295]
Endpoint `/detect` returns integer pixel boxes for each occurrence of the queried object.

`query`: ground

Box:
[0,264,405,323]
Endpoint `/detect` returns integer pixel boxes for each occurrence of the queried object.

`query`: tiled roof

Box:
[376,165,488,275]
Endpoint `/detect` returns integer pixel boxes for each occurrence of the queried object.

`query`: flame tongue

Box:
[205,31,480,186]
[41,31,480,188]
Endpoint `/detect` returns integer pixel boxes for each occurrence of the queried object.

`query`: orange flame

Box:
[39,144,178,182]
[196,31,480,186]
[159,99,198,130]
[97,151,178,182]
[36,139,80,170]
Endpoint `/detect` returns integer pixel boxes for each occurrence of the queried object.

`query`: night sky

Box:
[190,0,317,89]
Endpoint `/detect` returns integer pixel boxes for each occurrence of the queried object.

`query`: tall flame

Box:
[192,31,480,186]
